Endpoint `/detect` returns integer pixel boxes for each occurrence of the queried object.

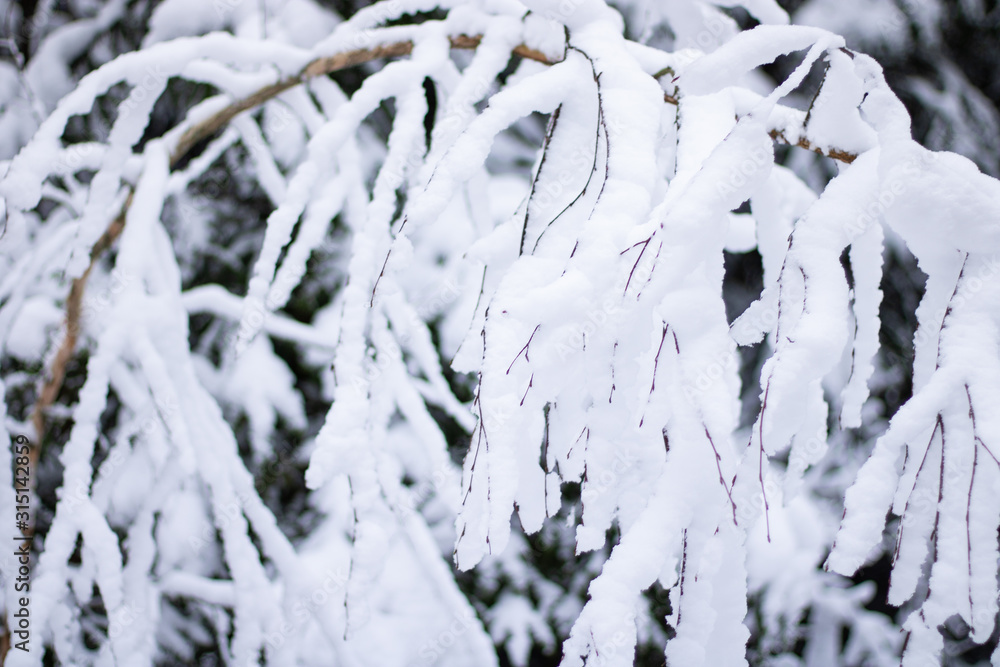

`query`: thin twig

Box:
[768,128,857,164]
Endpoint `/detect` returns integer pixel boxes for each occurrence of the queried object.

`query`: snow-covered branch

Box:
[2,1,999,666]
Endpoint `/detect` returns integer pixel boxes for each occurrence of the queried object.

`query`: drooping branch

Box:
[172,34,856,169]
[172,37,554,163]
[33,33,556,447]
[31,29,862,450]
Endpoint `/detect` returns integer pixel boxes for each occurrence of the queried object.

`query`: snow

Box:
[5,296,61,362]
[804,50,877,156]
[795,0,911,49]
[5,1,1000,665]
[221,336,307,460]
[840,221,883,428]
[680,25,841,97]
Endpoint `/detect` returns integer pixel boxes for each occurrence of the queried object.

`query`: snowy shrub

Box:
[0,0,998,665]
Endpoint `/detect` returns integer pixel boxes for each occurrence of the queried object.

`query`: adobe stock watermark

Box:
[527,146,595,220]
[735,472,782,529]
[187,445,301,556]
[397,464,461,519]
[909,253,1000,359]
[688,10,736,53]
[241,104,296,162]
[897,439,974,530]
[527,116,625,221]
[76,268,134,334]
[715,143,772,203]
[430,75,493,146]
[731,300,779,347]
[681,347,739,403]
[107,598,147,641]
[552,250,656,362]
[843,150,940,242]
[541,0,586,24]
[61,394,179,513]
[735,431,825,529]
[415,608,484,666]
[581,613,639,667]
[553,294,624,361]
[53,142,103,178]
[580,447,639,504]
[259,567,351,656]
[118,66,169,122]
[176,104,296,224]
[873,0,926,41]
[212,0,256,21]
[345,1,404,50]
[15,3,61,42]
[343,275,463,396]
[186,491,250,556]
[225,270,302,355]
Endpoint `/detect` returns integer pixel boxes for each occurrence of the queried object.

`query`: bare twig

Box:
[768,128,857,164]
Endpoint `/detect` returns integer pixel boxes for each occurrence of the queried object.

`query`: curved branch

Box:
[172,37,554,164]
[31,30,861,448]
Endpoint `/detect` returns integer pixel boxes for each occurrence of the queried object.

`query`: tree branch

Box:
[768,128,857,164]
[172,37,554,164]
[32,30,860,450]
